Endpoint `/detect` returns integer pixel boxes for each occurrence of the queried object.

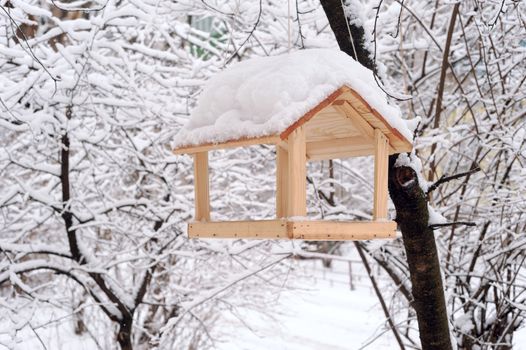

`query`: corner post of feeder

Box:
[276,143,288,218]
[373,129,389,220]
[193,151,210,222]
[287,127,307,217]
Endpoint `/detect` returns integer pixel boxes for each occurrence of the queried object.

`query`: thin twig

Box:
[355,242,407,350]
[51,0,107,12]
[427,166,481,194]
[427,2,461,182]
[0,6,59,85]
[225,0,262,65]
[295,0,305,48]
[372,1,411,101]
[429,222,476,230]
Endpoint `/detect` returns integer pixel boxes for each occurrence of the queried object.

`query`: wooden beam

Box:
[332,100,375,140]
[306,136,372,160]
[279,87,347,141]
[287,127,307,217]
[276,144,288,218]
[336,86,413,153]
[307,148,374,161]
[373,129,389,220]
[174,135,280,155]
[188,220,289,239]
[187,219,397,240]
[193,152,210,221]
[304,112,360,143]
[290,220,396,240]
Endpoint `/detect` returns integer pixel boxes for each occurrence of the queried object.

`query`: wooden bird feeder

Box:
[174,85,413,241]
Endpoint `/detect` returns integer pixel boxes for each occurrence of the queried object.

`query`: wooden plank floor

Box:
[188,220,397,241]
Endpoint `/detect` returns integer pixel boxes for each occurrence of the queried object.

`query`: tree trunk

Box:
[117,317,133,350]
[388,158,452,350]
[319,0,375,69]
[319,1,453,349]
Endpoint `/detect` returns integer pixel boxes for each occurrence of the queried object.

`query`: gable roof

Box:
[173,49,414,154]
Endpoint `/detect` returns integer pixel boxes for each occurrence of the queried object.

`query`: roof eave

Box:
[173,85,413,155]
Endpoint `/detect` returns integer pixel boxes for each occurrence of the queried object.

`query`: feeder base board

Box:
[188,219,396,241]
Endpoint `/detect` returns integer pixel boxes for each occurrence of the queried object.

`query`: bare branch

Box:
[427,166,481,194]
[429,221,476,230]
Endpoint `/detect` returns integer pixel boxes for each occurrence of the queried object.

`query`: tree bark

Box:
[117,317,133,350]
[388,159,452,350]
[319,1,453,349]
[320,0,375,70]
[60,106,136,349]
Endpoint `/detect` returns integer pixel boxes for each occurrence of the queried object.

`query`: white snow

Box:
[10,0,52,17]
[213,258,397,350]
[173,49,414,148]
[428,204,448,226]
[394,152,431,192]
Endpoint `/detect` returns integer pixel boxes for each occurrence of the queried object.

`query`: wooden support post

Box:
[287,127,307,217]
[373,129,389,220]
[193,152,210,222]
[276,144,288,218]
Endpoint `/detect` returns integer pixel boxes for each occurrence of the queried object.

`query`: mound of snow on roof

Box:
[174,49,413,148]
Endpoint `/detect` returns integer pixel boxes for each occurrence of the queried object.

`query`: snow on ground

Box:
[214,257,526,350]
[0,306,99,350]
[173,49,413,148]
[2,257,526,349]
[213,258,396,350]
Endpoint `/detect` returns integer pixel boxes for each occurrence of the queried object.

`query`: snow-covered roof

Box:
[173,49,413,150]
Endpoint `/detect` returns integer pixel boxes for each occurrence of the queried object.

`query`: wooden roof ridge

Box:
[342,86,412,148]
[173,85,412,155]
[278,86,347,140]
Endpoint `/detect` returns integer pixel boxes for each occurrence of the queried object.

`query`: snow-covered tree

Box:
[0,1,294,348]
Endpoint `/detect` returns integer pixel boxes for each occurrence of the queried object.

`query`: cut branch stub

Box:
[389,162,428,230]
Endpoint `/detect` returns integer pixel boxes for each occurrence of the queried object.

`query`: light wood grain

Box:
[332,100,375,140]
[373,129,389,220]
[287,127,307,216]
[290,220,396,240]
[188,220,289,239]
[306,136,374,160]
[304,112,360,142]
[276,144,288,218]
[174,135,280,154]
[336,86,413,153]
[193,152,210,221]
[188,219,397,240]
[307,147,375,161]
[280,87,348,140]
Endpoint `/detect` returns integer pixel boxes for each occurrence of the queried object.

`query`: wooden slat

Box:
[187,220,396,240]
[373,129,389,220]
[188,220,289,239]
[306,136,372,160]
[307,148,374,161]
[304,112,360,142]
[287,127,307,216]
[174,135,281,154]
[276,144,288,218]
[193,152,210,221]
[290,220,397,240]
[332,100,375,140]
[336,86,413,153]
[280,87,347,140]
